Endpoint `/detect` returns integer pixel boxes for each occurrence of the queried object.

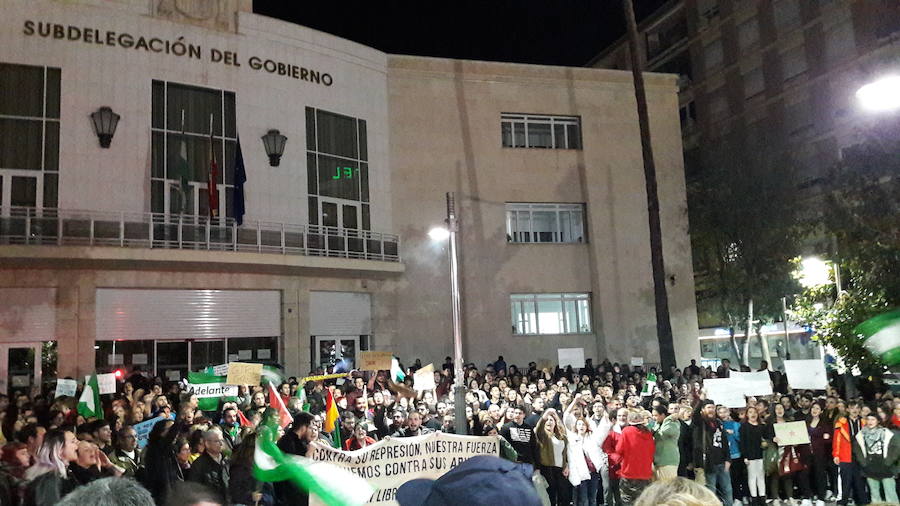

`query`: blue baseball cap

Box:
[396,456,541,506]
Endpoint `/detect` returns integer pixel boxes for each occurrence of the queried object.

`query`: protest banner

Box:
[226,362,263,385]
[309,432,499,505]
[359,351,393,371]
[186,371,239,410]
[704,378,746,408]
[731,371,774,397]
[558,348,585,369]
[55,379,77,398]
[133,416,166,449]
[773,421,811,446]
[413,364,436,391]
[783,359,828,390]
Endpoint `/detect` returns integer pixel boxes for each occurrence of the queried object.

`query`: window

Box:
[306,107,370,230]
[781,45,808,81]
[501,114,581,149]
[773,0,801,33]
[505,203,585,243]
[738,18,760,51]
[0,63,60,210]
[645,16,688,61]
[743,67,765,98]
[703,40,724,72]
[151,81,236,219]
[511,293,592,335]
[824,21,855,64]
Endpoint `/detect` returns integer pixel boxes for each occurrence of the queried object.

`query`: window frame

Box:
[510,293,592,336]
[500,113,582,150]
[505,203,586,244]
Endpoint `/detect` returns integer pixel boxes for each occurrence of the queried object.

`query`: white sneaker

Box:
[800,499,812,506]
[823,491,833,501]
[734,500,743,506]
[814,500,824,506]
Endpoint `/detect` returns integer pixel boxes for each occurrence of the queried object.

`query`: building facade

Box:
[0,0,698,390]
[590,0,900,366]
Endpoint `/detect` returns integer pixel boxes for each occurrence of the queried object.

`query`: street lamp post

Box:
[432,192,467,435]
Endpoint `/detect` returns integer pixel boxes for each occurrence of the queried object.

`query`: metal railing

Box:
[0,207,400,262]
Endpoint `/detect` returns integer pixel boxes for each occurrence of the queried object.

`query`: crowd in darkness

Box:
[0,355,896,506]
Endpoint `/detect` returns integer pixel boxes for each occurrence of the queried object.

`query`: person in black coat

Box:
[275,412,315,506]
[229,433,274,506]
[188,430,230,505]
[141,419,185,505]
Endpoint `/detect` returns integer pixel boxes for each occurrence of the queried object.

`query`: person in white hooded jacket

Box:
[564,395,604,506]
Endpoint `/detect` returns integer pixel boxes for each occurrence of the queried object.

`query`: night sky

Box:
[253,1,668,67]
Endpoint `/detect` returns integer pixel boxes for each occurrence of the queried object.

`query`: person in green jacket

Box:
[651,405,681,480]
[852,413,900,504]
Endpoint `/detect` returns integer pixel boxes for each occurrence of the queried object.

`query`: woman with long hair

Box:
[739,406,768,506]
[567,417,602,506]
[805,401,833,504]
[0,441,31,506]
[229,432,274,506]
[535,410,570,506]
[23,429,78,505]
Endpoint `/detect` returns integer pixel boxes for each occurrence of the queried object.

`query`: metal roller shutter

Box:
[0,288,56,342]
[309,291,371,335]
[96,289,281,340]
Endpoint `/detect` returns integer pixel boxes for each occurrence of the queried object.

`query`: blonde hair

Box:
[634,477,720,506]
[25,430,72,481]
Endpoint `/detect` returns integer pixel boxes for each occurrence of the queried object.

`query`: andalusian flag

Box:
[641,372,657,397]
[78,373,102,419]
[186,371,237,411]
[856,308,900,366]
[253,424,373,506]
[296,384,310,412]
[324,389,341,448]
[391,357,406,382]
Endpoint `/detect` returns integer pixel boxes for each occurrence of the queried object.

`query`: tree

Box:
[790,117,900,372]
[688,124,804,366]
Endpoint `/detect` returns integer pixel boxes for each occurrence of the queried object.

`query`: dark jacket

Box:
[141,420,185,504]
[23,471,75,506]
[738,422,770,460]
[275,431,309,506]
[229,461,274,506]
[188,453,230,504]
[692,404,730,471]
[500,421,537,464]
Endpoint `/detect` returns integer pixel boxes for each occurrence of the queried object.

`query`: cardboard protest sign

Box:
[558,348,585,369]
[359,351,393,371]
[55,379,78,398]
[704,378,746,408]
[309,432,499,505]
[226,362,263,385]
[783,359,827,390]
[413,364,436,391]
[774,421,811,446]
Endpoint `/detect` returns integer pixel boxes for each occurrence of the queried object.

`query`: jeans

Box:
[540,465,572,506]
[573,472,599,506]
[867,477,899,504]
[705,463,733,506]
[838,462,868,505]
[730,458,747,500]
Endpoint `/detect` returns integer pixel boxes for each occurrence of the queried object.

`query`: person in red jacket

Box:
[832,401,868,506]
[616,409,655,504]
[601,408,628,506]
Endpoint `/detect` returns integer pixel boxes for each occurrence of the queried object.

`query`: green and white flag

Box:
[856,308,900,367]
[186,371,238,411]
[641,372,657,396]
[391,356,406,382]
[78,373,102,419]
[253,424,374,506]
[175,135,191,214]
[295,384,310,412]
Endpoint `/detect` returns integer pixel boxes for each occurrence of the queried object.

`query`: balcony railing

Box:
[0,207,400,262]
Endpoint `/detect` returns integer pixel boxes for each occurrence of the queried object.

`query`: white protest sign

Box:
[630,357,644,367]
[86,373,117,395]
[558,348,585,369]
[731,371,773,397]
[783,359,828,390]
[704,378,746,408]
[413,364,436,391]
[211,363,229,376]
[309,432,499,506]
[773,421,811,446]
[185,379,238,401]
[55,379,78,398]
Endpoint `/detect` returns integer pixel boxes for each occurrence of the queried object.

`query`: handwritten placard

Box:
[413,364,436,391]
[55,378,78,398]
[774,421,811,446]
[226,362,263,385]
[359,351,393,371]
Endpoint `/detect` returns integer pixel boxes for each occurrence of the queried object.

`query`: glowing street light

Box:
[856,75,900,113]
[428,226,450,242]
[796,257,832,289]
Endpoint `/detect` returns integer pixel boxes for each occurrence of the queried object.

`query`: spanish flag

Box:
[324,389,341,448]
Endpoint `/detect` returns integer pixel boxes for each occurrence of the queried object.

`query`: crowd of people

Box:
[0,355,896,506]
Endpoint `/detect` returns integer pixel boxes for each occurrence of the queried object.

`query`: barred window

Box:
[506,203,585,244]
[511,293,592,335]
[501,114,581,149]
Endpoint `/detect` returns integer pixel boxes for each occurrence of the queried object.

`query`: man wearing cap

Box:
[616,410,655,503]
[396,455,541,506]
[501,406,538,465]
[692,399,732,505]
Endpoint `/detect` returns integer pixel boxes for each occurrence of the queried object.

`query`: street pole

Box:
[623,0,676,369]
[445,192,467,435]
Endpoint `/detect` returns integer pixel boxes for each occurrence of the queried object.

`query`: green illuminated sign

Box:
[332,166,354,180]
